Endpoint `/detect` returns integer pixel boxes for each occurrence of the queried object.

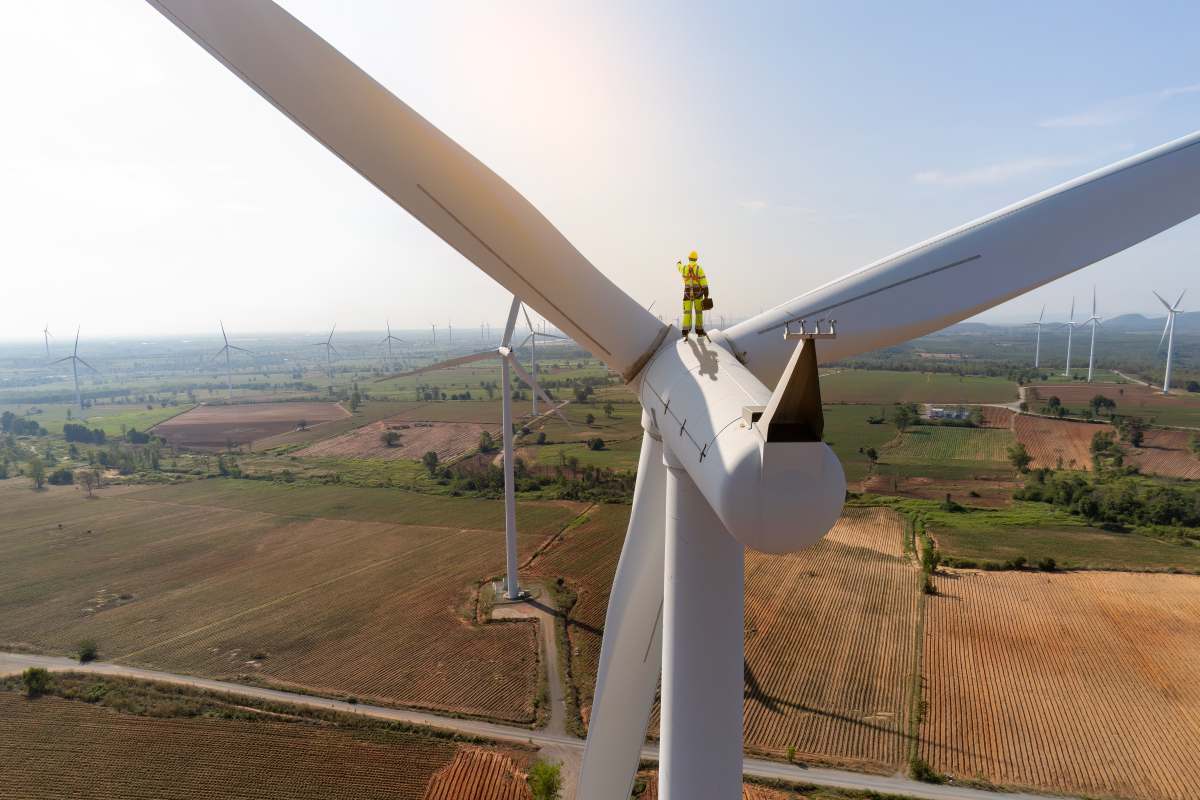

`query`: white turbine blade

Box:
[50,356,73,366]
[1070,296,1075,322]
[215,345,228,359]
[521,303,535,334]
[74,327,80,356]
[1159,315,1172,349]
[229,345,252,353]
[724,129,1200,386]
[1152,289,1173,311]
[148,0,664,380]
[1092,287,1097,317]
[578,434,666,800]
[506,355,571,426]
[328,323,337,343]
[536,331,568,340]
[76,357,98,373]
[220,321,229,345]
[1175,289,1187,310]
[501,296,521,348]
[1038,304,1045,324]
[374,350,495,382]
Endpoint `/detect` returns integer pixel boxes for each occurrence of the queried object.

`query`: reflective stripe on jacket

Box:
[677,261,708,290]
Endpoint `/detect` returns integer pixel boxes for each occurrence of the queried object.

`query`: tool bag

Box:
[701,297,714,311]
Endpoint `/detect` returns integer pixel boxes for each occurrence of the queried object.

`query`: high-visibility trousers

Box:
[682,296,704,331]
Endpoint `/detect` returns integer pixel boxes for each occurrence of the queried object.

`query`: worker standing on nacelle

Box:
[677,250,711,340]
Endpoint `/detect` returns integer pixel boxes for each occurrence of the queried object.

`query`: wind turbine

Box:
[1060,297,1080,378]
[517,304,566,416]
[1086,288,1102,382]
[215,321,251,400]
[1154,289,1186,394]
[312,324,338,391]
[1029,305,1045,368]
[376,296,570,601]
[431,322,437,345]
[51,328,96,410]
[42,324,52,360]
[380,320,404,368]
[141,4,1200,795]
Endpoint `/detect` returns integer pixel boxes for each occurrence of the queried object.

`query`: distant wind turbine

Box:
[1086,289,1102,382]
[380,320,405,368]
[42,324,52,360]
[376,296,570,600]
[518,304,566,416]
[1029,305,1045,368]
[312,324,338,391]
[1059,298,1080,378]
[1154,289,1186,394]
[215,322,251,400]
[51,328,97,410]
[431,322,437,345]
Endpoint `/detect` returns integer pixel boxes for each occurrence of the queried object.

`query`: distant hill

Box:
[1104,311,1200,332]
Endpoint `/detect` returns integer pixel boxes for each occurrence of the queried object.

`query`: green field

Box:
[820,405,900,482]
[883,426,1014,467]
[1,402,195,437]
[871,497,1200,572]
[821,370,1017,404]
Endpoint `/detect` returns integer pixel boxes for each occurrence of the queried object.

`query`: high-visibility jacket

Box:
[678,260,708,293]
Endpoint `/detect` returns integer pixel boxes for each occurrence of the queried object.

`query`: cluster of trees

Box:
[1015,468,1200,530]
[428,454,635,502]
[63,424,107,444]
[0,411,47,437]
[891,402,984,432]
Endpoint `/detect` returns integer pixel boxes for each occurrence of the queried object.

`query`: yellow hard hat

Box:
[688,250,698,261]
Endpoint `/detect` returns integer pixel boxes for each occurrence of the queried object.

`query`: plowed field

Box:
[980,406,1015,428]
[1012,414,1110,471]
[1030,382,1165,408]
[0,480,585,723]
[422,748,532,800]
[921,570,1200,800]
[0,692,459,799]
[152,402,348,450]
[297,418,498,463]
[1127,428,1200,480]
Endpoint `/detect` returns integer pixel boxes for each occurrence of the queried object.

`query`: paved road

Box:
[0,651,1065,800]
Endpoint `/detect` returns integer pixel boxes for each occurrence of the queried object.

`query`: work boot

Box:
[695,327,707,339]
[681,330,689,341]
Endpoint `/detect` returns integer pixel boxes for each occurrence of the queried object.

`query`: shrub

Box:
[422,451,439,474]
[77,639,99,663]
[923,575,938,595]
[528,760,562,800]
[1037,557,1057,572]
[786,745,797,762]
[910,756,946,784]
[587,437,606,451]
[47,468,74,486]
[585,413,596,426]
[22,667,51,697]
[380,430,401,447]
[536,431,547,445]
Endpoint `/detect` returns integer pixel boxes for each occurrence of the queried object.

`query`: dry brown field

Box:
[151,401,348,450]
[739,507,920,771]
[297,417,498,463]
[1012,414,1109,470]
[634,773,790,800]
[421,748,532,800]
[980,406,1015,428]
[860,475,1018,507]
[1,692,461,799]
[1127,428,1200,479]
[0,480,586,723]
[920,570,1200,800]
[1030,381,1169,408]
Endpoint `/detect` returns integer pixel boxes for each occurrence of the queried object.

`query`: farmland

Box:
[1127,428,1200,479]
[820,405,899,483]
[920,570,1200,800]
[0,480,586,723]
[1028,381,1200,427]
[882,426,1014,468]
[1012,414,1108,471]
[820,370,1017,404]
[151,402,349,451]
[0,675,534,800]
[298,418,498,463]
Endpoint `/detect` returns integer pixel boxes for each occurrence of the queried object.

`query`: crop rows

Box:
[740,507,920,770]
[151,401,348,450]
[422,747,532,800]
[885,426,1014,465]
[1127,428,1200,479]
[1012,415,1108,471]
[921,570,1200,799]
[0,693,459,799]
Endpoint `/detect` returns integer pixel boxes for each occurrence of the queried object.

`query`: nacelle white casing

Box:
[639,336,845,554]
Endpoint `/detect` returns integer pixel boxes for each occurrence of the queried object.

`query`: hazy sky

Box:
[3,1,1199,340]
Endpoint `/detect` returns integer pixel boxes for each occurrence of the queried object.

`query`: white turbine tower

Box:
[313,324,338,392]
[380,320,404,368]
[42,324,52,360]
[1154,289,1186,394]
[1029,305,1045,368]
[377,296,570,600]
[518,304,566,416]
[1060,298,1079,378]
[142,3,1200,794]
[51,328,96,410]
[1086,288,1102,382]
[215,321,251,400]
